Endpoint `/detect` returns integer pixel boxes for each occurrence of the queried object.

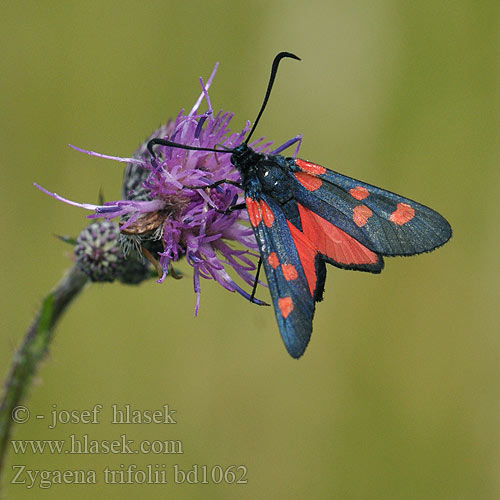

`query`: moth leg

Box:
[249,257,263,304]
[213,202,247,215]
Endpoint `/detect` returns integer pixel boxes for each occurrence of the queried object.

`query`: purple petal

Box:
[70,145,144,165]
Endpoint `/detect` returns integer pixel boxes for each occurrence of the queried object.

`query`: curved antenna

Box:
[244,51,301,145]
[148,52,301,158]
[147,138,232,158]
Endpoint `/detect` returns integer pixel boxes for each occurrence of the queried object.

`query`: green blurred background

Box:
[1,1,499,498]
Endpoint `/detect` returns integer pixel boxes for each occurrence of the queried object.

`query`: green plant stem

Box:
[0,264,89,475]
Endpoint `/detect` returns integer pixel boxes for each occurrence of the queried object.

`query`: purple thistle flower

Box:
[35,63,278,314]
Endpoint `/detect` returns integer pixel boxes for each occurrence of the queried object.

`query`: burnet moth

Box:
[148,52,452,358]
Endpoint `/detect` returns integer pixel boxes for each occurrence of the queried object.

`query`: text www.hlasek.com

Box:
[11,434,183,455]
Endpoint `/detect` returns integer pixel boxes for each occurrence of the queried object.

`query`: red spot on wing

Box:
[297,204,379,267]
[245,197,261,227]
[259,200,275,227]
[349,186,369,200]
[295,159,327,175]
[352,205,373,227]
[268,252,280,269]
[389,202,415,225]
[295,171,322,191]
[287,222,318,296]
[281,264,298,281]
[278,297,294,319]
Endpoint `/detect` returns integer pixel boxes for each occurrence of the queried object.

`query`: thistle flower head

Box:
[74,220,152,284]
[36,63,276,313]
[75,220,126,282]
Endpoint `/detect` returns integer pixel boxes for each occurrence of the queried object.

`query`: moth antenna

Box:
[147,138,232,158]
[245,52,301,145]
